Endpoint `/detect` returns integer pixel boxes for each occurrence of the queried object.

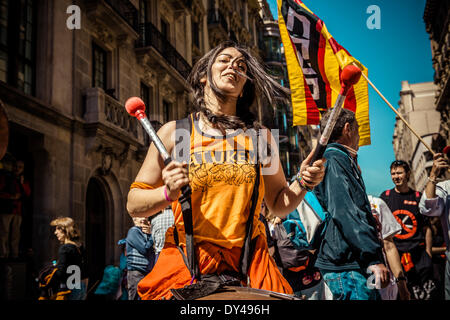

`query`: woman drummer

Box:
[126,41,325,300]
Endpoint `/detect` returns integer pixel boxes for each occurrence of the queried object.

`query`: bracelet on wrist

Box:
[163,185,174,202]
[296,172,313,192]
[428,176,437,184]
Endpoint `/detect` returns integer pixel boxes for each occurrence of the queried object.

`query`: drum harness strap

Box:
[170,114,261,300]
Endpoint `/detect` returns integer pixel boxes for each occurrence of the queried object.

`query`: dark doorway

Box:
[1,122,37,299]
[7,123,35,256]
[85,177,107,296]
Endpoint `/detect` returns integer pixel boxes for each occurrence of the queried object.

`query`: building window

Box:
[141,82,151,144]
[0,0,8,83]
[140,82,150,116]
[0,0,36,95]
[192,21,200,48]
[92,43,107,90]
[161,18,169,41]
[18,0,34,94]
[230,30,237,42]
[139,0,148,25]
[163,100,171,123]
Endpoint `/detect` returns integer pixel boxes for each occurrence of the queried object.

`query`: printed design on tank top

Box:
[189,133,258,192]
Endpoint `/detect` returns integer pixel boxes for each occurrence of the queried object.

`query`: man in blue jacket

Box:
[313,108,390,300]
[125,217,155,300]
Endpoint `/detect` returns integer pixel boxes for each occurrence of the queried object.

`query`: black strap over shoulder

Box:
[238,162,260,280]
[174,115,192,164]
[175,115,199,279]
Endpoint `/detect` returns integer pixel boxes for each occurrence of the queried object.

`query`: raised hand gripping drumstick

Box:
[309,64,362,165]
[125,97,199,279]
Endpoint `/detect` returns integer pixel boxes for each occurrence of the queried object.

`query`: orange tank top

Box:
[171,114,266,249]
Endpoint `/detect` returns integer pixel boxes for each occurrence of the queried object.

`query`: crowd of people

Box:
[123,41,449,301]
[2,41,449,301]
[37,142,448,301]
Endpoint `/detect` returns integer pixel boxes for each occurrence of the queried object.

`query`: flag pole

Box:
[353,62,436,157]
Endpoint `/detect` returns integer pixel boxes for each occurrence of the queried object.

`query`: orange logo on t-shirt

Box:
[392,209,417,240]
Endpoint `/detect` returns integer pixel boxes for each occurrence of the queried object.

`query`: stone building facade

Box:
[423,0,450,154]
[392,81,439,191]
[0,0,280,299]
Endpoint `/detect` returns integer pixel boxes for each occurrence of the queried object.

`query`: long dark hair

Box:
[187,41,290,133]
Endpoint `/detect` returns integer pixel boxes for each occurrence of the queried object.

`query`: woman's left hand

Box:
[299,149,326,189]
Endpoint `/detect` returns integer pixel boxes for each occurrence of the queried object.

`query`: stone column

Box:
[185,14,193,65]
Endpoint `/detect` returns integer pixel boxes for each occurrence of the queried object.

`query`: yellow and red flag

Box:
[277,0,371,146]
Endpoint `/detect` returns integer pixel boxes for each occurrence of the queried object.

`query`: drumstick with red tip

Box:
[125,97,172,165]
[309,64,362,165]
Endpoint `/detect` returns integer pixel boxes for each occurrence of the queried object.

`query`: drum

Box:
[196,286,302,300]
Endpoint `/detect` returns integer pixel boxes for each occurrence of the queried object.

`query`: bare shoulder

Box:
[157,120,177,151]
[158,120,177,136]
[133,120,177,184]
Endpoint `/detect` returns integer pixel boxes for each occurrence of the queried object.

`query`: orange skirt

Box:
[137,227,293,300]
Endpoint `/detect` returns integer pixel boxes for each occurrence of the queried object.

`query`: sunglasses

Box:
[392,160,408,166]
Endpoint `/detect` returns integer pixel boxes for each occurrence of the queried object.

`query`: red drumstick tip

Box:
[341,64,362,87]
[125,97,146,117]
[443,145,450,155]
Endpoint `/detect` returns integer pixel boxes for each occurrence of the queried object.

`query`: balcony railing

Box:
[136,22,192,79]
[84,87,145,145]
[105,0,139,32]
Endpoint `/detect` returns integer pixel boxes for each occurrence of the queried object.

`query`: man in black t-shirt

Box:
[380,160,437,300]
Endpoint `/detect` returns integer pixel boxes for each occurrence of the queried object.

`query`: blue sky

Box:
[267,0,434,196]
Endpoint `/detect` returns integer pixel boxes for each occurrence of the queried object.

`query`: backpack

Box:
[267,191,329,293]
[283,191,330,252]
[37,262,71,300]
[271,222,309,270]
[271,191,329,272]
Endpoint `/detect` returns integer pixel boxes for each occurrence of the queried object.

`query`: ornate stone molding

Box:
[87,141,130,176]
[192,0,206,18]
[208,29,227,48]
[219,0,232,13]
[90,19,115,45]
[239,28,251,44]
[100,146,114,175]
[142,65,157,86]
[161,83,176,104]
[136,52,157,85]
[230,12,242,31]
[159,72,171,84]
[116,34,133,49]
[160,2,174,24]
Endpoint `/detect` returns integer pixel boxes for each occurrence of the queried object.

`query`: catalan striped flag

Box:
[277,0,371,146]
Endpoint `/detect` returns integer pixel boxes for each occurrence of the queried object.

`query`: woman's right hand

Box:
[161,161,189,201]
